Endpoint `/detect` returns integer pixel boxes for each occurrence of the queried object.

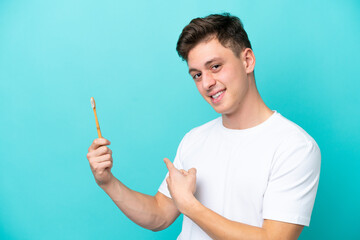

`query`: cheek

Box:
[217,65,238,83]
[195,80,203,88]
[195,82,201,92]
[195,83,207,97]
[222,69,248,97]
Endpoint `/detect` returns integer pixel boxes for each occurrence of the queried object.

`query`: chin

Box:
[213,108,223,114]
[211,105,230,114]
[212,103,239,115]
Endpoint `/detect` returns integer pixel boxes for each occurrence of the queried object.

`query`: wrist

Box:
[99,174,117,193]
[179,195,199,216]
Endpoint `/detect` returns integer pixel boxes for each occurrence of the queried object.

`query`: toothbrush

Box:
[90,97,102,138]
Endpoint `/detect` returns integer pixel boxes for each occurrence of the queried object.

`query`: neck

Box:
[222,78,273,130]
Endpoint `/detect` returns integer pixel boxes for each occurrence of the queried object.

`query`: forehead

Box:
[187,38,236,69]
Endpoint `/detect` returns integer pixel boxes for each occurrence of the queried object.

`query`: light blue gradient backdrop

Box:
[0,0,359,239]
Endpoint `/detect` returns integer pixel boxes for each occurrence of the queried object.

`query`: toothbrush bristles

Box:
[90,97,95,109]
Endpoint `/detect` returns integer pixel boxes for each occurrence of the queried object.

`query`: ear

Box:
[242,48,256,74]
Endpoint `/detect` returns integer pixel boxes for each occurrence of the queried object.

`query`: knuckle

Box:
[96,147,103,154]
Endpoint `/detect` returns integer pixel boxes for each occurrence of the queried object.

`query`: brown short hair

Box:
[176,13,252,61]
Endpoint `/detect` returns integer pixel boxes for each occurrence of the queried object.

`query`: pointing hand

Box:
[164,158,197,213]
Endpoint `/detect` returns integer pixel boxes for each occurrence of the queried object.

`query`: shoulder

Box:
[272,113,320,151]
[178,117,221,149]
[184,117,220,138]
[269,113,321,173]
[188,117,220,134]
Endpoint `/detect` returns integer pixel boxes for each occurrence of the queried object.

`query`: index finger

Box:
[163,158,176,172]
[88,138,111,151]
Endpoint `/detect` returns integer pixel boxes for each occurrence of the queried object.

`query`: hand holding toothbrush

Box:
[87,138,114,187]
[87,97,114,187]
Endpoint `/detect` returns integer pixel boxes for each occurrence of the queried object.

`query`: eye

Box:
[193,73,202,80]
[212,64,221,70]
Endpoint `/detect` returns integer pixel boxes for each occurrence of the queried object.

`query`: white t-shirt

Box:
[158,111,321,239]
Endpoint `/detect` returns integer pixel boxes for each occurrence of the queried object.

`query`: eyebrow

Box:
[188,57,222,74]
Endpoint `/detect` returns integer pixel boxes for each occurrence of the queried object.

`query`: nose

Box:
[202,72,216,90]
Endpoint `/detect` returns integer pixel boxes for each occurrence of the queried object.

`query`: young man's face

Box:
[187,38,253,115]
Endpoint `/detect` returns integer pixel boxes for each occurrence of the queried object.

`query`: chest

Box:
[181,134,276,203]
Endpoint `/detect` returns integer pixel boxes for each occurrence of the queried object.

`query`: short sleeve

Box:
[263,132,321,226]
[157,133,187,198]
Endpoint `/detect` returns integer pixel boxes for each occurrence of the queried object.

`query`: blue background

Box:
[1,0,359,239]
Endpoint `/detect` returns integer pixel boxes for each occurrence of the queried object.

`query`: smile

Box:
[211,90,224,99]
[210,90,225,103]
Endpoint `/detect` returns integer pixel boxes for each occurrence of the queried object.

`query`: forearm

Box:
[100,175,167,231]
[184,198,268,240]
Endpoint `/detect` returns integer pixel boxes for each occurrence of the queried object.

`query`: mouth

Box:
[210,90,225,103]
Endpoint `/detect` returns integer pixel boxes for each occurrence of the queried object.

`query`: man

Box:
[86,13,321,239]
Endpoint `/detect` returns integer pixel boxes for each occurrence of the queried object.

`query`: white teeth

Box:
[212,91,224,99]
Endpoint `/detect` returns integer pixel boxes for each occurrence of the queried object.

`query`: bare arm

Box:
[100,176,180,231]
[87,138,180,231]
[184,198,303,240]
